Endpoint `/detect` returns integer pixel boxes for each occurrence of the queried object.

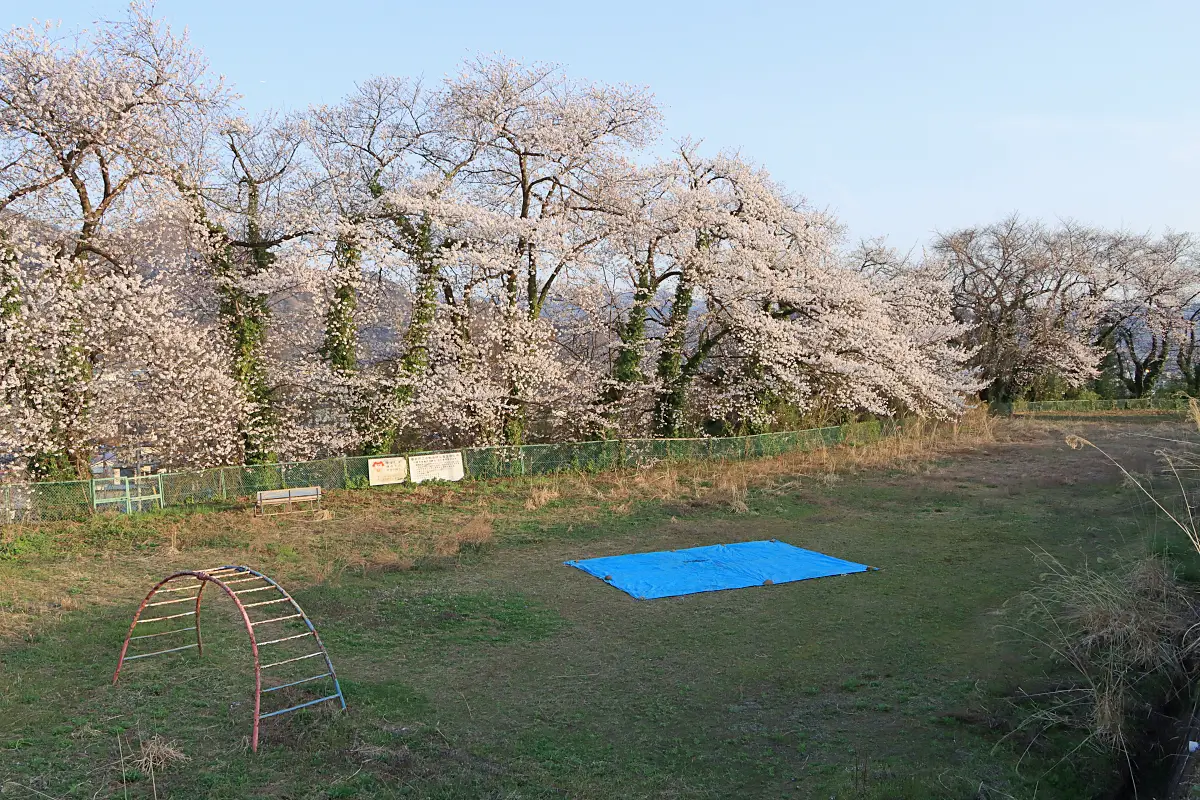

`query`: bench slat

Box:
[254,486,323,517]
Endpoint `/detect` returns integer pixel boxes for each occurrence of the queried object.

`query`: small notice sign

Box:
[368,457,408,486]
[408,452,465,483]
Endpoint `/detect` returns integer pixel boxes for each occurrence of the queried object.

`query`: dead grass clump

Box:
[434,515,494,557]
[134,735,189,774]
[1012,553,1199,760]
[457,515,494,550]
[631,466,687,501]
[69,722,103,739]
[369,548,416,573]
[712,471,750,513]
[524,483,561,510]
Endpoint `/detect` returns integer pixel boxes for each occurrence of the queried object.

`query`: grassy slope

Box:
[0,419,1182,799]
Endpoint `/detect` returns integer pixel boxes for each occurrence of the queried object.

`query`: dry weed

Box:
[69,722,103,739]
[457,515,494,549]
[712,470,750,513]
[434,515,494,557]
[134,735,189,774]
[524,483,561,510]
[351,741,394,760]
[368,549,416,573]
[631,467,686,501]
[1012,554,1198,754]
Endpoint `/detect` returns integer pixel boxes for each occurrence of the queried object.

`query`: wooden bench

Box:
[254,486,322,517]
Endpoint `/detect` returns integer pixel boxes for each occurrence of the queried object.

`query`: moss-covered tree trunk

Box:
[399,217,439,382]
[320,231,360,373]
[200,179,277,465]
[320,228,394,454]
[597,262,656,436]
[653,276,695,438]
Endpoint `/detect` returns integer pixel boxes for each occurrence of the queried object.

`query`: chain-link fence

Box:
[993,398,1192,414]
[0,421,887,523]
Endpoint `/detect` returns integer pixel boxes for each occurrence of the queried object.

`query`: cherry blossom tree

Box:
[588,149,975,437]
[0,3,225,477]
[179,115,317,463]
[0,7,1043,481]
[932,217,1112,402]
[1100,233,1199,397]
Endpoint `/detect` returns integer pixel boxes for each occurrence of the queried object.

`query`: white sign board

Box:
[408,452,465,484]
[368,457,408,486]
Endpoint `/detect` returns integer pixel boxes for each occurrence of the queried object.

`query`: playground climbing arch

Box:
[113,565,345,751]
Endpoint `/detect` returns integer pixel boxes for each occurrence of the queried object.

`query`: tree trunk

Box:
[599,267,655,433]
[320,230,360,373]
[399,217,439,382]
[211,183,276,464]
[654,276,694,438]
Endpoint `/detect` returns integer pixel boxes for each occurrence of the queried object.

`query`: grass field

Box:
[0,416,1189,798]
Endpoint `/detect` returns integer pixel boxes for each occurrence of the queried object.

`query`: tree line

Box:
[0,7,1191,480]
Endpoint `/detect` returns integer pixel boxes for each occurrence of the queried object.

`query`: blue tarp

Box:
[565,539,872,600]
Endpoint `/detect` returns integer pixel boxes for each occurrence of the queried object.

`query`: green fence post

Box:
[123,477,132,514]
[89,479,97,514]
[219,468,227,501]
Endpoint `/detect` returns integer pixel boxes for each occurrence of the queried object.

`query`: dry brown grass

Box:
[712,469,750,513]
[134,734,189,773]
[434,514,495,557]
[524,483,561,510]
[1013,554,1198,754]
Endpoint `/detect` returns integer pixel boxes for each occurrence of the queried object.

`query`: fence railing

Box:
[0,421,889,524]
[993,398,1192,414]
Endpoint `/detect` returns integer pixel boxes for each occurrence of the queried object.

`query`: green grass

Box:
[0,424,1173,798]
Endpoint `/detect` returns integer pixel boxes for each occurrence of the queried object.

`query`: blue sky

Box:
[9,0,1200,249]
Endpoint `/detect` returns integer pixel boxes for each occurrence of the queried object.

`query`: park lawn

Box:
[0,420,1181,799]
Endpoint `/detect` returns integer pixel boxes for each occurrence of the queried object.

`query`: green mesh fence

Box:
[994,398,1191,414]
[0,421,891,523]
